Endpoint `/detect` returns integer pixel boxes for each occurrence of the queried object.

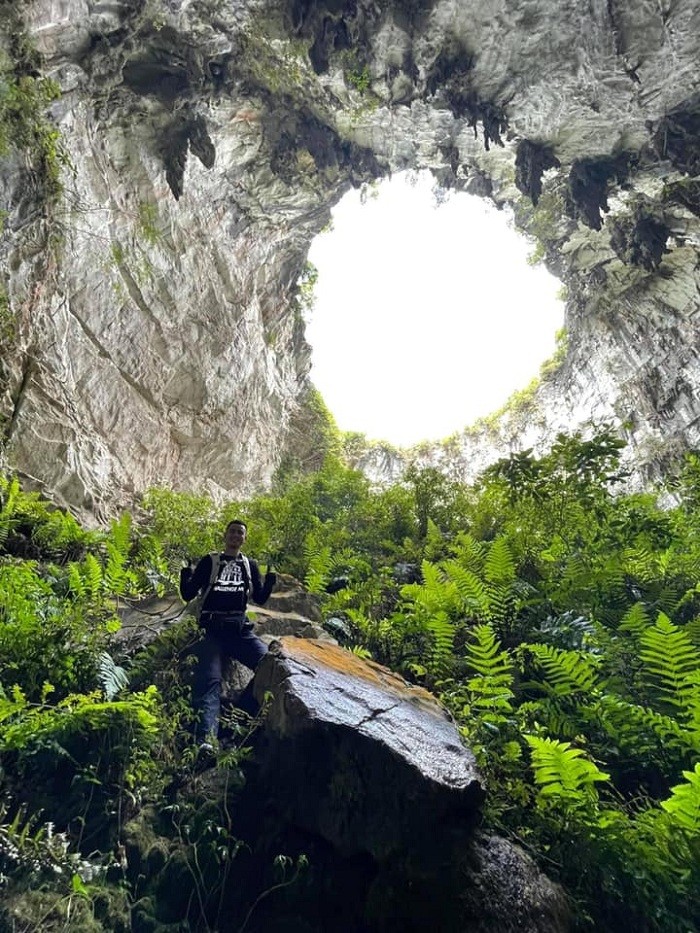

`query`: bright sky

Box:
[306,171,564,447]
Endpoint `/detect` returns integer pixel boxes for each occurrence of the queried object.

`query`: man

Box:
[180,519,276,748]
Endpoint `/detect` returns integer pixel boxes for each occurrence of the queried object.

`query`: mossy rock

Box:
[0,883,130,933]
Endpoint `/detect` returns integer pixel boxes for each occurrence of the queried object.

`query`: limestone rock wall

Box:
[1,0,699,513]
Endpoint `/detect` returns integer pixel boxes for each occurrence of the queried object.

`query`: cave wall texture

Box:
[1,0,699,514]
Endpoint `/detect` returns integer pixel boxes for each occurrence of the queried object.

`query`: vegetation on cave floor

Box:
[0,428,699,931]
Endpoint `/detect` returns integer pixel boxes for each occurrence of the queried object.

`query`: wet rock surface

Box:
[235,636,570,931]
[253,636,483,857]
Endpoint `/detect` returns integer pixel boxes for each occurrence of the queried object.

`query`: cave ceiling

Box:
[2,0,699,513]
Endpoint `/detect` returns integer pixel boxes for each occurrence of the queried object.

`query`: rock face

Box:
[1,0,699,511]
[253,636,483,858]
[243,636,569,931]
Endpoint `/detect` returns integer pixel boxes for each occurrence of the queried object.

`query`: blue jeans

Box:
[192,612,268,740]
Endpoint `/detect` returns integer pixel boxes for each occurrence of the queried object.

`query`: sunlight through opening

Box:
[305,171,565,447]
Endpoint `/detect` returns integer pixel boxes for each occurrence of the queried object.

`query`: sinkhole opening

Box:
[305,171,565,448]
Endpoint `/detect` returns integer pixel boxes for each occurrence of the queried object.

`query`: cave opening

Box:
[305,171,565,447]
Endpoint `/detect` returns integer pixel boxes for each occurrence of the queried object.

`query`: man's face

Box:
[224,523,247,550]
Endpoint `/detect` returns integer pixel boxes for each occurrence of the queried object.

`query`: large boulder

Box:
[244,637,570,932]
[253,636,483,859]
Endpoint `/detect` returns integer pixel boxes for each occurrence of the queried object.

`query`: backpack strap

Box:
[191,552,221,620]
[203,551,221,602]
[240,553,253,598]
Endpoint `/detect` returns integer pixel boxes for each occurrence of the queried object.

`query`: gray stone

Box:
[247,636,570,932]
[253,636,484,859]
[2,0,700,513]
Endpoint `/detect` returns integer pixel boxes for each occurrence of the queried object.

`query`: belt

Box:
[200,610,247,626]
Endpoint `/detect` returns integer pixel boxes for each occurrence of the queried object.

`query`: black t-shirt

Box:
[203,555,249,613]
[179,553,276,614]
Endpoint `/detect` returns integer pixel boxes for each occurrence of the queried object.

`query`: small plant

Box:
[136,201,161,245]
[0,3,71,204]
[348,65,371,94]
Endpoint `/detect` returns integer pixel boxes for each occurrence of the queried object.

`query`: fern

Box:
[683,616,700,647]
[442,561,491,620]
[67,562,86,600]
[594,693,698,756]
[639,613,700,720]
[463,624,514,717]
[527,643,600,696]
[660,762,700,834]
[425,610,455,670]
[0,474,20,549]
[483,536,516,585]
[85,553,104,599]
[98,652,129,700]
[619,601,650,636]
[519,698,586,739]
[623,543,659,586]
[525,735,610,803]
[103,513,134,596]
[303,538,333,594]
[401,561,459,617]
[450,531,486,571]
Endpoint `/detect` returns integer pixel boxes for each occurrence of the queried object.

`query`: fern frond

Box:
[104,541,128,596]
[594,693,699,756]
[0,475,20,550]
[623,544,658,585]
[525,735,609,802]
[528,644,600,696]
[655,584,685,617]
[304,538,333,594]
[484,537,516,585]
[639,613,700,718]
[519,699,585,739]
[107,513,132,558]
[401,561,459,617]
[442,561,491,620]
[619,601,650,635]
[483,581,514,629]
[464,624,511,677]
[67,562,86,599]
[450,532,486,572]
[98,652,129,700]
[660,762,700,834]
[464,624,514,714]
[426,611,455,668]
[684,616,700,647]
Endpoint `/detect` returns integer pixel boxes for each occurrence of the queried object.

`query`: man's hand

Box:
[265,570,277,588]
[180,563,194,586]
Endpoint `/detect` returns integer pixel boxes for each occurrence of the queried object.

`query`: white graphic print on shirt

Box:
[213,557,246,596]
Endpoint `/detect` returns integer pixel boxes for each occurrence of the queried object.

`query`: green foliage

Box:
[460,623,515,720]
[0,561,112,699]
[4,430,700,929]
[660,762,700,833]
[136,200,161,245]
[295,260,318,317]
[526,644,600,696]
[638,613,700,720]
[525,735,610,804]
[0,471,93,560]
[347,65,371,93]
[141,486,219,566]
[1,686,164,850]
[0,8,70,202]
